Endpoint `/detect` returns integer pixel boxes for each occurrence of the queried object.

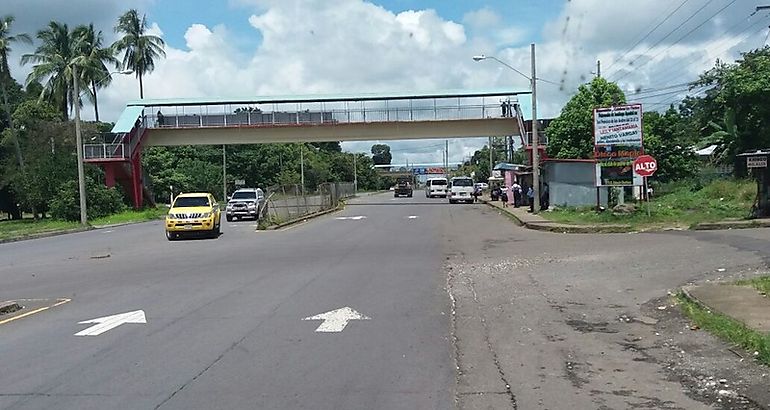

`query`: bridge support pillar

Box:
[130,152,143,209]
[104,163,116,188]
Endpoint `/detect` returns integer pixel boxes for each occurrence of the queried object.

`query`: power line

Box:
[642,85,710,108]
[628,81,697,96]
[614,0,739,82]
[604,0,692,75]
[654,12,770,87]
[608,0,718,80]
[638,10,762,87]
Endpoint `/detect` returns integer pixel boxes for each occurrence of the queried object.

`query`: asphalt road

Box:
[0,192,454,410]
[4,191,770,409]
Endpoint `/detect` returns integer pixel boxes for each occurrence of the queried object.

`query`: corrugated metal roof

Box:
[110,106,145,133]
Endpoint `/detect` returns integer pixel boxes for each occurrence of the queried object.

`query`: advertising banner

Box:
[594,104,644,187]
[594,104,643,146]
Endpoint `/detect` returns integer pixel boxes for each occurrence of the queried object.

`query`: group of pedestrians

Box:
[500,181,549,212]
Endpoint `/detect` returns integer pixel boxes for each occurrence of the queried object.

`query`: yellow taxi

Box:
[165,193,222,240]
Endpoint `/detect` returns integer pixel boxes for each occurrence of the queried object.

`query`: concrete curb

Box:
[479,198,632,234]
[263,204,344,231]
[679,286,708,309]
[481,198,770,234]
[0,226,94,245]
[92,218,165,230]
[692,219,770,231]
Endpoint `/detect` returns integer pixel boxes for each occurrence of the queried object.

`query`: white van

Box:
[448,177,475,204]
[425,177,448,198]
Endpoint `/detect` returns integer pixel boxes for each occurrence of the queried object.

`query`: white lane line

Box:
[335,216,367,220]
[407,215,419,219]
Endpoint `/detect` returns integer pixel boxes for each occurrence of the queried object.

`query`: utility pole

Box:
[531,43,540,213]
[445,140,449,178]
[300,143,305,194]
[222,144,227,202]
[488,136,493,180]
[596,60,601,78]
[353,152,358,194]
[73,65,88,225]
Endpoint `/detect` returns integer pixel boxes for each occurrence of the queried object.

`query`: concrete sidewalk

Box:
[683,283,770,333]
[479,196,632,233]
[480,195,770,233]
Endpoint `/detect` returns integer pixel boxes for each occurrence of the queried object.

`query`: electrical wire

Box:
[607,0,718,80]
[614,0,739,82]
[637,10,762,87]
[654,12,770,87]
[603,0,692,75]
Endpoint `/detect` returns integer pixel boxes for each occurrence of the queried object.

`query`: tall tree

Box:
[0,15,31,169]
[21,21,76,120]
[546,77,626,159]
[643,109,699,182]
[73,24,118,122]
[113,9,165,99]
[693,47,770,165]
[371,143,392,165]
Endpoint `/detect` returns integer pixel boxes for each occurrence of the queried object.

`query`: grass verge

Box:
[0,219,81,241]
[0,207,167,242]
[735,276,770,295]
[89,207,167,226]
[542,179,755,229]
[676,292,770,366]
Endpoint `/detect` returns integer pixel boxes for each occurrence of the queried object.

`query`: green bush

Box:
[50,179,126,221]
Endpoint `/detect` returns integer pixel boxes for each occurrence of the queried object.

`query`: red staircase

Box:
[84,123,154,209]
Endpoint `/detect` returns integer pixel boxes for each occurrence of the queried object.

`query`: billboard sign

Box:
[594,104,644,187]
[594,104,643,146]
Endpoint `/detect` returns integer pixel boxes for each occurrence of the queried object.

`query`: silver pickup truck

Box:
[226,188,265,221]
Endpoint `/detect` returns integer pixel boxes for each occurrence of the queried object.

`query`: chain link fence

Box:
[263,182,356,222]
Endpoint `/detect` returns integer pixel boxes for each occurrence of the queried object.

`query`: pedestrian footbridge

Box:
[84,89,531,208]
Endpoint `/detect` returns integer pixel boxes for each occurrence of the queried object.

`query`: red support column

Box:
[104,163,116,188]
[131,152,143,209]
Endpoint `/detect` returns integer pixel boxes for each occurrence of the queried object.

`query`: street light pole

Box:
[73,65,88,225]
[222,144,227,202]
[531,43,540,213]
[472,48,540,212]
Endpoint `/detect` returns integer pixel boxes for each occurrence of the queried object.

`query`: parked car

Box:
[165,193,222,240]
[394,176,413,197]
[475,182,489,190]
[226,188,265,221]
[425,177,448,198]
[448,176,475,204]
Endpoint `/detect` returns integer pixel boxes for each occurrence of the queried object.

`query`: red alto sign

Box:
[633,155,657,177]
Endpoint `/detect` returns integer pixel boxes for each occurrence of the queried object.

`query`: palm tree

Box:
[21,21,76,120]
[0,15,32,168]
[73,24,118,122]
[113,9,165,99]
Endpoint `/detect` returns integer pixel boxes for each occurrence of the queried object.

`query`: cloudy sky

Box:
[3,0,768,165]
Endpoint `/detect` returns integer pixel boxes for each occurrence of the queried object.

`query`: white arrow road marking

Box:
[302,307,371,332]
[407,215,419,219]
[335,216,367,220]
[74,310,146,336]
